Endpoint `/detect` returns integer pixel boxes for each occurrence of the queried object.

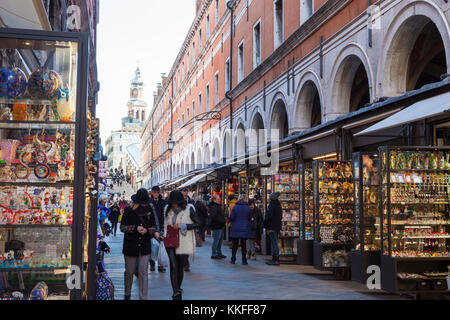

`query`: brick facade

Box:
[142,0,450,187]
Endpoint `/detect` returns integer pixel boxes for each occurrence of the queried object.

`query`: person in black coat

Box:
[246,199,263,260]
[108,202,121,237]
[149,186,168,272]
[209,194,227,259]
[194,196,208,242]
[120,188,159,300]
[264,192,282,266]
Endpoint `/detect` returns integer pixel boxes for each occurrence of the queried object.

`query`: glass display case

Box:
[379,146,450,293]
[351,152,381,283]
[298,163,314,265]
[313,160,354,271]
[0,29,88,300]
[267,164,299,263]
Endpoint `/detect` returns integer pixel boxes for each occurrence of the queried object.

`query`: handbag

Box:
[164,226,179,248]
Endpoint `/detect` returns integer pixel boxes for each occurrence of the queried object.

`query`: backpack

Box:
[96,272,115,300]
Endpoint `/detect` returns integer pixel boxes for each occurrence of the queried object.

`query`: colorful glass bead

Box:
[0,66,27,98]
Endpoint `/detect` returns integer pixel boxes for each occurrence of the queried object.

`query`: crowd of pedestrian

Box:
[97,184,284,300]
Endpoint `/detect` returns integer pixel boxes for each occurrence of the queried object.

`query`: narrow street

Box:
[104,234,407,300]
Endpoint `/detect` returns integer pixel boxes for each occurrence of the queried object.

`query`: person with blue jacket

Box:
[228,195,252,265]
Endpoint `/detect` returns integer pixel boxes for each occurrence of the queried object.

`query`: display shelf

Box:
[266,166,299,262]
[0,121,75,129]
[0,28,89,300]
[0,267,69,272]
[0,182,73,187]
[313,160,354,271]
[379,146,450,294]
[0,224,71,228]
[351,152,381,283]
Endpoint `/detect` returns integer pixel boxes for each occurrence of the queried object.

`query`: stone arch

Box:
[204,144,211,167]
[234,119,246,158]
[222,130,232,163]
[293,71,324,131]
[270,93,289,140]
[212,138,221,164]
[196,148,202,170]
[378,0,450,97]
[249,111,266,152]
[190,152,195,172]
[327,43,374,119]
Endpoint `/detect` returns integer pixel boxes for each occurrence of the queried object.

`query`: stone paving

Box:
[103,233,408,300]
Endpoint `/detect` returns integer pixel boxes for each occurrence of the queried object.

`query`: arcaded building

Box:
[141,0,450,188]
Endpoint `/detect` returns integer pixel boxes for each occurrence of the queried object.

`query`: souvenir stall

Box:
[266,162,299,263]
[245,168,267,255]
[298,163,314,265]
[313,160,354,273]
[237,171,248,201]
[351,153,381,283]
[223,175,238,242]
[379,146,450,294]
[0,29,88,300]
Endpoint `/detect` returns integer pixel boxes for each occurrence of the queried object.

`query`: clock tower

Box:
[126,67,147,122]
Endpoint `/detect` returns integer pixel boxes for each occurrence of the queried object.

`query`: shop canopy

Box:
[178,170,215,189]
[166,173,195,187]
[355,92,450,136]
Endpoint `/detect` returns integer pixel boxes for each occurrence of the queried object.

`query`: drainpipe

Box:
[225,1,234,132]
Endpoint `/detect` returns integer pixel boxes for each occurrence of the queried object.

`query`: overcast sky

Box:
[97,0,195,143]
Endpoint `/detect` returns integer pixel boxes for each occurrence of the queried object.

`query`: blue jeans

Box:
[268,231,279,256]
[212,229,224,256]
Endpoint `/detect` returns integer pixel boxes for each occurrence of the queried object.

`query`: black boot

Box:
[266,255,280,266]
[124,295,131,300]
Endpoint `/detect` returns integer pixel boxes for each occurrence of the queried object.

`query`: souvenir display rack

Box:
[269,165,299,263]
[238,174,249,201]
[351,153,381,283]
[313,160,354,271]
[0,29,88,300]
[379,146,450,293]
[298,163,314,265]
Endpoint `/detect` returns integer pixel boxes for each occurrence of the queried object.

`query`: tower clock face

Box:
[132,89,138,98]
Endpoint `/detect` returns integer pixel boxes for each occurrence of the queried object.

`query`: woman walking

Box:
[229,195,251,265]
[120,188,159,300]
[163,190,200,300]
[108,202,121,237]
[247,199,263,260]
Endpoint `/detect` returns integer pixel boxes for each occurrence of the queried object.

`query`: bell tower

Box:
[127,67,147,122]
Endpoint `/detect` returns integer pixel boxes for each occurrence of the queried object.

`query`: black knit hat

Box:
[131,188,150,204]
[151,186,160,192]
[168,190,186,205]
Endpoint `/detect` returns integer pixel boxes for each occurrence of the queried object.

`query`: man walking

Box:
[194,195,208,242]
[209,194,226,260]
[149,186,167,272]
[264,192,283,266]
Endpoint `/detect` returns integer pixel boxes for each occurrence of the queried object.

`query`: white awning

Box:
[355,92,450,136]
[0,1,51,30]
[178,170,214,189]
[166,173,194,187]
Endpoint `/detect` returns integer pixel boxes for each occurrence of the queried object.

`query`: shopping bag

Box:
[151,238,159,262]
[118,214,122,223]
[157,241,169,268]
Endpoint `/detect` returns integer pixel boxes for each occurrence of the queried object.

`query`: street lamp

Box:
[167,138,175,151]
